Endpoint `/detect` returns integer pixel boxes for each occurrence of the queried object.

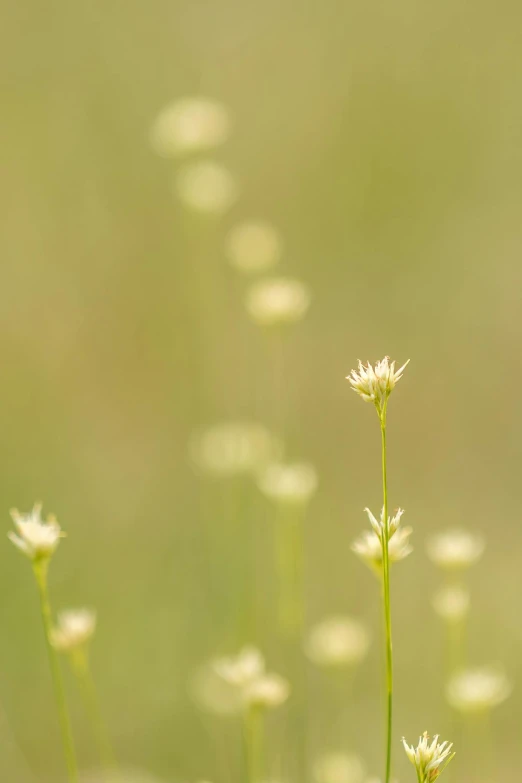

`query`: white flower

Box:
[364,507,404,540]
[305,616,370,668]
[352,507,412,574]
[150,97,230,157]
[243,673,290,708]
[347,357,409,411]
[190,422,280,478]
[432,585,469,624]
[427,529,485,570]
[226,221,282,274]
[174,161,238,214]
[313,752,366,783]
[257,462,318,505]
[402,732,455,782]
[50,608,97,652]
[8,504,63,561]
[214,646,265,688]
[245,277,311,326]
[446,666,512,713]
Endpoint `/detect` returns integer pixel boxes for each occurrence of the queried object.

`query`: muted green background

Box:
[1,0,522,781]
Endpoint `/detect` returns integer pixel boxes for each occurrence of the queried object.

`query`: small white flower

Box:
[352,507,412,574]
[446,666,512,713]
[8,504,63,561]
[190,422,280,478]
[214,646,265,688]
[364,507,404,540]
[150,97,231,157]
[402,732,455,782]
[427,529,485,570]
[243,673,290,709]
[174,161,238,214]
[258,462,318,505]
[313,752,366,783]
[305,616,370,668]
[226,221,282,274]
[51,608,97,653]
[245,277,311,326]
[347,357,409,412]
[432,585,469,624]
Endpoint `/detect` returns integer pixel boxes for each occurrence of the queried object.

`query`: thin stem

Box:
[33,560,79,783]
[244,705,263,783]
[70,648,118,782]
[379,400,393,783]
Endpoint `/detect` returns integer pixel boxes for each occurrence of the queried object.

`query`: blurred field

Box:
[1,0,522,781]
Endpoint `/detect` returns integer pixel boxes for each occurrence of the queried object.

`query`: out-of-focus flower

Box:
[190,421,280,478]
[426,530,484,570]
[446,666,512,713]
[226,221,282,274]
[190,663,243,716]
[51,609,97,653]
[313,752,366,783]
[243,673,290,709]
[305,616,370,668]
[245,277,310,326]
[432,585,469,624]
[150,97,231,157]
[174,161,238,214]
[347,358,409,412]
[257,462,318,505]
[214,646,265,688]
[8,504,63,562]
[352,508,412,575]
[402,732,455,782]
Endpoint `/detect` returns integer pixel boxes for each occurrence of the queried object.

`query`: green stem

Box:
[71,648,118,782]
[379,401,393,783]
[33,560,79,783]
[244,705,263,783]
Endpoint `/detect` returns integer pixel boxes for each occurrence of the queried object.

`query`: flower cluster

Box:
[347,358,409,413]
[352,507,412,575]
[8,504,63,562]
[402,732,455,782]
[214,646,289,710]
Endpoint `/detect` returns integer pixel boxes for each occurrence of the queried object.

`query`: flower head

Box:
[402,732,455,782]
[257,462,318,505]
[226,221,282,274]
[347,358,409,413]
[174,160,238,214]
[51,608,97,653]
[426,529,484,570]
[245,277,311,326]
[150,97,231,157]
[446,666,512,713]
[352,507,412,574]
[8,504,64,562]
[432,585,470,624]
[214,647,289,710]
[305,616,370,668]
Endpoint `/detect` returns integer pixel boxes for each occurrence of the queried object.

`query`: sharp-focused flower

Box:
[174,161,238,214]
[214,646,265,688]
[426,529,485,570]
[226,221,282,274]
[190,421,280,478]
[243,673,290,708]
[432,585,469,624]
[8,504,64,561]
[257,462,318,505]
[50,609,97,653]
[364,507,404,540]
[305,616,370,668]
[313,752,366,783]
[402,732,455,782]
[150,97,231,157]
[446,666,512,713]
[245,277,311,326]
[352,506,412,574]
[347,358,409,412]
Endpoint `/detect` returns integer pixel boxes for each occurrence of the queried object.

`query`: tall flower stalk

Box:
[348,357,410,783]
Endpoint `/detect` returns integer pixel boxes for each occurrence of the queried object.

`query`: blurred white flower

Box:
[446,666,512,713]
[432,585,469,624]
[257,462,318,505]
[214,646,265,688]
[243,673,290,709]
[51,608,97,653]
[226,221,282,274]
[313,752,366,783]
[427,530,485,570]
[190,421,280,478]
[8,504,63,561]
[190,663,243,716]
[174,161,238,214]
[347,357,409,412]
[150,97,230,157]
[245,277,310,326]
[305,616,370,668]
[402,732,455,783]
